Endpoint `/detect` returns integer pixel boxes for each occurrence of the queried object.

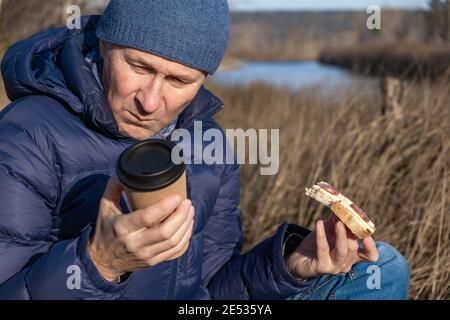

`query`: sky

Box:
[228,0,430,11]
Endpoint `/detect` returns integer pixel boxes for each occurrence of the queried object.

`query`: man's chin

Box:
[119,122,157,140]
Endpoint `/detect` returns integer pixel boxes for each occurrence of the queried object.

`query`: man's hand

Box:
[285,215,379,279]
[88,177,195,282]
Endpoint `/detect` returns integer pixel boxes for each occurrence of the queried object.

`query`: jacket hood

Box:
[1,15,223,139]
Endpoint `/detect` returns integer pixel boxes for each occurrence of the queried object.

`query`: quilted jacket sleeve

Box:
[0,122,129,299]
[201,149,313,299]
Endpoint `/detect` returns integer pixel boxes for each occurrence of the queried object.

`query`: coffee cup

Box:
[116,139,187,213]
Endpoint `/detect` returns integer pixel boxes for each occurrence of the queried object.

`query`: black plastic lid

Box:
[116,139,185,192]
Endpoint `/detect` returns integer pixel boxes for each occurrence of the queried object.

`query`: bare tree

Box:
[425,0,450,42]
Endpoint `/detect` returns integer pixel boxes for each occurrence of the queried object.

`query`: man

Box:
[0,0,409,299]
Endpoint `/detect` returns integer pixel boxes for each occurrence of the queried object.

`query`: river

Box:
[211,61,374,91]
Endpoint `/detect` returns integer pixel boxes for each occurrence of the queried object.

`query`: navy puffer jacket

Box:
[0,16,310,300]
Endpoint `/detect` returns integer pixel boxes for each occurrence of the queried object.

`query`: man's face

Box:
[99,42,207,140]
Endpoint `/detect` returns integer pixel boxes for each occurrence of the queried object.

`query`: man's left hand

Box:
[285,215,379,279]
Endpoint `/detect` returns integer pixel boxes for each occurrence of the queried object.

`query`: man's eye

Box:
[170,77,188,85]
[131,64,147,73]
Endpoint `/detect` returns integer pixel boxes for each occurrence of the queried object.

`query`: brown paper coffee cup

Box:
[123,171,187,211]
[116,139,187,213]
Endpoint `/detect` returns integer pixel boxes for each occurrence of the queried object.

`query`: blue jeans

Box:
[286,242,410,300]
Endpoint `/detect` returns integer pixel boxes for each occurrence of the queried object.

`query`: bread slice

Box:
[305,182,375,239]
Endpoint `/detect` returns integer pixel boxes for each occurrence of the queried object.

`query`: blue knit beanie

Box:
[96,0,229,75]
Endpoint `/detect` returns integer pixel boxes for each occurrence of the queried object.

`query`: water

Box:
[211,61,357,90]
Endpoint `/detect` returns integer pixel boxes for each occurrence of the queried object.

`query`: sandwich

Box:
[305,181,376,239]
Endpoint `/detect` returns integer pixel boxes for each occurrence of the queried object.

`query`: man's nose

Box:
[135,78,163,114]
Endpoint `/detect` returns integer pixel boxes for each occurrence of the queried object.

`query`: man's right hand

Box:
[88,177,195,282]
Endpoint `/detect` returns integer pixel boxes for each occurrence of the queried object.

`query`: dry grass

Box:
[0,0,100,109]
[211,79,450,300]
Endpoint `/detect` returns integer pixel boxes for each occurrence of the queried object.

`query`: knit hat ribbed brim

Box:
[96,0,230,75]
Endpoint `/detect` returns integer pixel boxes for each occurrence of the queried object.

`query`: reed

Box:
[211,79,450,300]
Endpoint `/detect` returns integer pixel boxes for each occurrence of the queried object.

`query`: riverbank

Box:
[218,56,243,71]
[226,10,428,62]
[319,42,450,79]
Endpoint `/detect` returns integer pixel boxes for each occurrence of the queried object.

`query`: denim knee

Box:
[374,241,410,298]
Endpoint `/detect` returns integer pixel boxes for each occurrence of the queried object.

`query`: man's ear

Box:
[201,72,208,83]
